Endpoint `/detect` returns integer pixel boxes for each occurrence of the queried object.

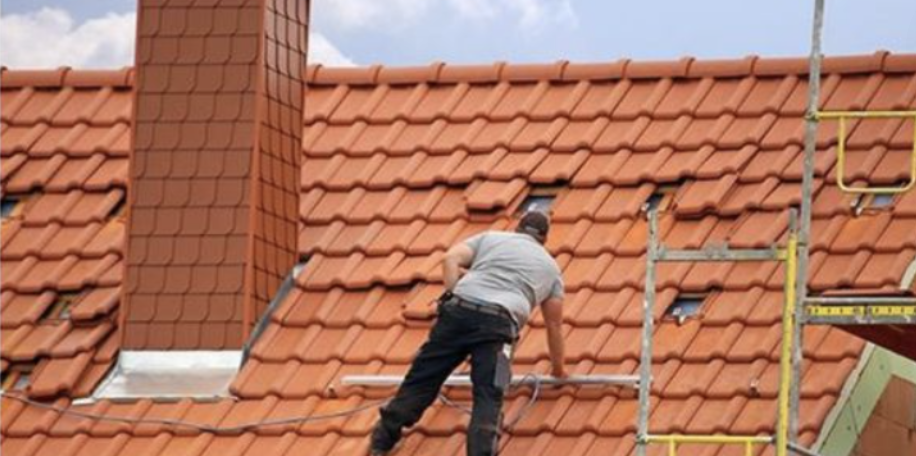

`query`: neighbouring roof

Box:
[2,52,916,455]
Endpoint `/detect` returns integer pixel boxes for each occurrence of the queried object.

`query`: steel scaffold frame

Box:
[788,0,916,455]
[636,209,799,456]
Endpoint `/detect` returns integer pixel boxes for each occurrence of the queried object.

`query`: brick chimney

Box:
[123,0,308,349]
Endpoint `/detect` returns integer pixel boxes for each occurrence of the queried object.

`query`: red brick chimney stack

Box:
[123,0,308,349]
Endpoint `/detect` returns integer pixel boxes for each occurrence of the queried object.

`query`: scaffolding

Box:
[789,0,916,454]
[637,1,916,455]
[636,210,798,456]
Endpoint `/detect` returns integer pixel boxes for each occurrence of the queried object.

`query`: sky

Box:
[1,0,914,69]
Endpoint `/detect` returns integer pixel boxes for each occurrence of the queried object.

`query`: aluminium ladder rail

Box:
[804,296,916,325]
[637,209,799,456]
[340,374,641,388]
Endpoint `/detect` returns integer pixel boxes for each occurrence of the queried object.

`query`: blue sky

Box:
[2,0,914,68]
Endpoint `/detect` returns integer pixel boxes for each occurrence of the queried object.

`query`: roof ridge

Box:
[307,50,916,85]
[2,52,915,90]
[0,67,134,89]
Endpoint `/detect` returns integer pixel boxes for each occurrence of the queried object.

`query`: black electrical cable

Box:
[0,391,389,435]
[2,372,544,443]
[435,373,543,456]
[436,372,543,431]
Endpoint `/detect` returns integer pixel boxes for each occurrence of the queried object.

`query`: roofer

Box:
[370,211,566,456]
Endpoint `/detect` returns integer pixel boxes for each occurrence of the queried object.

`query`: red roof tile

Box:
[3,52,916,455]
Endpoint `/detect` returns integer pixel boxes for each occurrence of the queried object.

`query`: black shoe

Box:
[370,422,400,455]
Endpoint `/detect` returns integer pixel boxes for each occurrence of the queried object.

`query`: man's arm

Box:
[442,243,475,291]
[542,297,566,378]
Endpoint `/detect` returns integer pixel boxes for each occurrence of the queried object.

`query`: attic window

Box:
[869,193,896,208]
[107,195,127,219]
[853,192,897,215]
[516,186,562,215]
[42,292,81,321]
[643,184,679,212]
[1,195,21,219]
[2,365,34,391]
[665,294,706,323]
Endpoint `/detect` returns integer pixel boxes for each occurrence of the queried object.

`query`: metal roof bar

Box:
[654,246,784,262]
[804,296,916,305]
[803,296,916,324]
[790,0,826,447]
[340,374,640,388]
[804,308,916,325]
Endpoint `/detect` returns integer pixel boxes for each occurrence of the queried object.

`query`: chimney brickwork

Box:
[124,0,307,349]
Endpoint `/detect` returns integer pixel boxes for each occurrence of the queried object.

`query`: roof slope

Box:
[2,52,916,456]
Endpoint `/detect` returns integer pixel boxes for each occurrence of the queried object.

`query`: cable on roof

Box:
[436,373,543,455]
[436,372,542,431]
[1,372,545,442]
[0,391,389,435]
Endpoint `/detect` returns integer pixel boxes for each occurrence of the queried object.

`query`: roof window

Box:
[1,195,21,219]
[516,186,563,215]
[643,184,679,213]
[42,292,81,321]
[665,294,706,324]
[869,193,896,208]
[1,365,34,391]
[107,195,127,219]
[853,191,897,215]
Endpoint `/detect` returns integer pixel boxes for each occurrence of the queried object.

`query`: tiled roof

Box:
[2,51,916,455]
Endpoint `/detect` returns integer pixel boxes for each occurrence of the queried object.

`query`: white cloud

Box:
[0,8,135,68]
[0,7,354,69]
[447,0,499,20]
[321,0,435,30]
[310,33,356,67]
[318,0,576,32]
[503,0,577,30]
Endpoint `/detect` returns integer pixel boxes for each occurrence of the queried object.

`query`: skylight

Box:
[516,186,563,215]
[107,195,127,218]
[853,192,897,215]
[870,193,896,208]
[518,195,555,213]
[42,292,81,321]
[13,372,31,390]
[643,184,679,212]
[665,295,706,323]
[2,365,34,391]
[1,196,20,219]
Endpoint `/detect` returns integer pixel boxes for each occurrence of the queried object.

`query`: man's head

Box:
[516,211,550,244]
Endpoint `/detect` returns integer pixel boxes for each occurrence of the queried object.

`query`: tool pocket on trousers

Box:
[493,342,513,392]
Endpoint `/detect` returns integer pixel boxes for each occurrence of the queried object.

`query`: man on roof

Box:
[370,211,567,456]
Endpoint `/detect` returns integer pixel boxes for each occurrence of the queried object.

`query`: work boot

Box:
[369,421,401,455]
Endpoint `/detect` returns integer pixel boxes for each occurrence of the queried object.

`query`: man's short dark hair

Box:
[516,211,550,244]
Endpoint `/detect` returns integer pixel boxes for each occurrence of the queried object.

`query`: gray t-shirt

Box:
[452,231,565,327]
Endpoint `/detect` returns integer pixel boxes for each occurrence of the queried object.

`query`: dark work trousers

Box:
[371,299,518,456]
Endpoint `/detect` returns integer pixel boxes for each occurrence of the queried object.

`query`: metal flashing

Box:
[88,351,243,402]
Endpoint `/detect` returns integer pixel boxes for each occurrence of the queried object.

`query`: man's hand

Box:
[550,363,568,379]
[542,297,566,380]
